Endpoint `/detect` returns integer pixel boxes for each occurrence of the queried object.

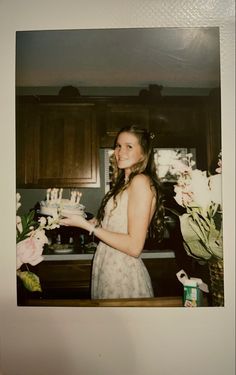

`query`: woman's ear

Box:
[139,153,145,162]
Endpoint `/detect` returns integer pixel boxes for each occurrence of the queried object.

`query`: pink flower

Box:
[174,184,194,207]
[209,174,222,206]
[16,229,48,270]
[215,158,222,174]
[171,159,192,175]
[190,170,211,209]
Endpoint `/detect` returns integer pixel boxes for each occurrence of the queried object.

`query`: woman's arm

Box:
[59,174,155,257]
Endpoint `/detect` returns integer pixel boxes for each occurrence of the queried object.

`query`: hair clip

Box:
[149,132,155,140]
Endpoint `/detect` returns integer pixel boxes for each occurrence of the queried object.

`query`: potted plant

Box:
[170,152,223,306]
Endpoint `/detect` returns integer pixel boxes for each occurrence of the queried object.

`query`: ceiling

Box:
[16,27,220,91]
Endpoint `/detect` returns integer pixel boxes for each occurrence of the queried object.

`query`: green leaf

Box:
[179,214,212,260]
[180,214,206,244]
[190,216,208,242]
[21,214,28,230]
[16,209,40,243]
[179,213,223,260]
[21,211,37,228]
[183,240,212,261]
[17,270,42,292]
[27,210,35,222]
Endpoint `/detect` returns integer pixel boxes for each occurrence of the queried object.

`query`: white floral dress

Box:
[91,190,154,299]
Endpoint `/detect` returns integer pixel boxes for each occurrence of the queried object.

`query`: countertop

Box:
[43,249,175,261]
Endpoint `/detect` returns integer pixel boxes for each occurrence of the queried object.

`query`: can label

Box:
[184,285,200,307]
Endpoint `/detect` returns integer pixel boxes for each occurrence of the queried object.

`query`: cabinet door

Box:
[100,104,149,147]
[38,104,99,187]
[17,102,100,188]
[149,98,208,169]
[16,101,40,186]
[150,102,203,145]
[37,260,92,299]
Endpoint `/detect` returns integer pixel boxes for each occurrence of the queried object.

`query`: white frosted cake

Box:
[40,188,86,218]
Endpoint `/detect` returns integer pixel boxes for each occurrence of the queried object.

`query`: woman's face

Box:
[114,132,143,175]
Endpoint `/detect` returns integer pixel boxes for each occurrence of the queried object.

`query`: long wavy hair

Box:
[96,125,165,241]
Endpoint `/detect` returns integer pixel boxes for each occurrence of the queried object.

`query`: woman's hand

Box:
[59,214,89,231]
[88,217,98,226]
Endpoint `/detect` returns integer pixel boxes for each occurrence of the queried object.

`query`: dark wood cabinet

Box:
[37,259,92,299]
[16,90,221,187]
[97,95,219,172]
[16,99,100,188]
[149,96,209,170]
[38,103,99,187]
[99,103,149,147]
[150,98,205,142]
[17,256,182,305]
[16,101,40,186]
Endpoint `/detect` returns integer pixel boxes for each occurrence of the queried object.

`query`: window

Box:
[104,148,196,192]
[153,148,196,182]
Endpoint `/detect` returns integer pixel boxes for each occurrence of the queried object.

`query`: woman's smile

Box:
[114,132,143,175]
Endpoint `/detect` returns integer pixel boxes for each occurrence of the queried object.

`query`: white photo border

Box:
[0,1,235,374]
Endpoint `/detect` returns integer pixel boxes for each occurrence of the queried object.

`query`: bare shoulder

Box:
[129,174,153,191]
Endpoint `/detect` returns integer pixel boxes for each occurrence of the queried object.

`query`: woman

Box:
[60,125,165,299]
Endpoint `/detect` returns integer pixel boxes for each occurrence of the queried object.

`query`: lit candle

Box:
[70,191,75,204]
[46,188,51,202]
[77,191,82,203]
[56,188,59,203]
[56,188,59,201]
[59,188,63,202]
[52,188,57,202]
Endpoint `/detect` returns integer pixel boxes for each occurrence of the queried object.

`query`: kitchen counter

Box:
[43,249,175,261]
[18,249,181,306]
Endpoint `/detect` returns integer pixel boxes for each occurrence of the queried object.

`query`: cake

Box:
[39,188,86,218]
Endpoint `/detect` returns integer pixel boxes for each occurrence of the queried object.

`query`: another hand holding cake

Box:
[59,212,90,231]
